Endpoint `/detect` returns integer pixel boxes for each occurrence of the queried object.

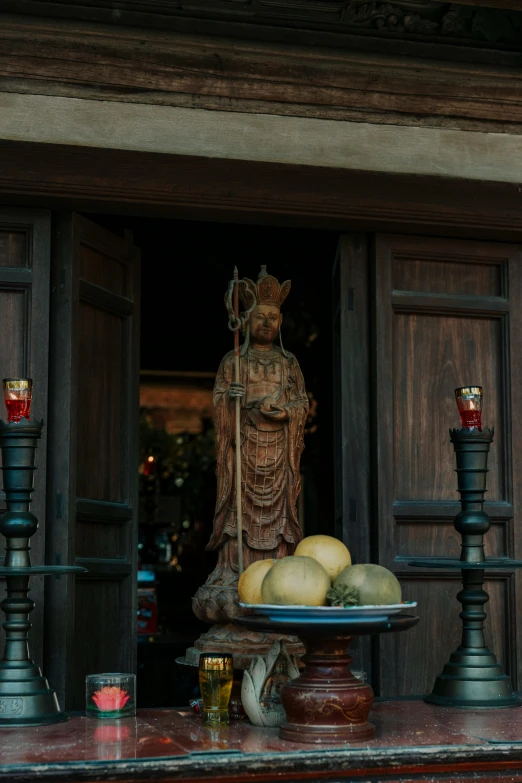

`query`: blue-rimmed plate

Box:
[239,602,417,623]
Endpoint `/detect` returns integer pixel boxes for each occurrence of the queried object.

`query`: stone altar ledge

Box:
[2,700,522,782]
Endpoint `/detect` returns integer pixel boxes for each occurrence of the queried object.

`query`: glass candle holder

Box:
[86,673,136,719]
[198,654,233,726]
[455,386,483,431]
[3,378,32,423]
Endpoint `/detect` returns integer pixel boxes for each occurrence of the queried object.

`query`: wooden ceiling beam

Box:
[0,16,521,134]
[1,1,522,60]
[0,142,522,242]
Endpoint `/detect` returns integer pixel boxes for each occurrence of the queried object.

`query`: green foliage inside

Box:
[139,417,216,521]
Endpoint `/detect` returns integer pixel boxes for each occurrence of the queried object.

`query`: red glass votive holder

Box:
[2,378,32,423]
[455,386,483,431]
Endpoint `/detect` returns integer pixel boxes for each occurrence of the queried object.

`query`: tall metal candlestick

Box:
[425,426,519,707]
[410,388,522,708]
[0,418,85,726]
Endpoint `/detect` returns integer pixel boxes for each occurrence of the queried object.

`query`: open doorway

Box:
[82,214,339,706]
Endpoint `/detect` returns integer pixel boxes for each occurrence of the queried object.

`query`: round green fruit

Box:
[261,556,331,606]
[333,563,402,606]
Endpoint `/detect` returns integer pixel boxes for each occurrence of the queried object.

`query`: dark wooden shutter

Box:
[0,208,50,671]
[45,214,140,709]
[333,235,371,565]
[373,234,522,696]
[332,234,372,678]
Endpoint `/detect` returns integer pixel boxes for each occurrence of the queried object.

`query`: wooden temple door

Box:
[0,209,51,671]
[45,214,140,709]
[335,233,522,696]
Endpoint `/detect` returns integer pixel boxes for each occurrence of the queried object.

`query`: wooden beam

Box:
[0,142,522,241]
[0,16,521,134]
[2,2,522,43]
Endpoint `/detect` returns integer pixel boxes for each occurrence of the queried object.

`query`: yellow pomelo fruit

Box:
[238,559,275,604]
[294,535,352,582]
[261,556,330,606]
[333,564,402,606]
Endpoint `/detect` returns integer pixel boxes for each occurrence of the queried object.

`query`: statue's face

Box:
[250,304,282,345]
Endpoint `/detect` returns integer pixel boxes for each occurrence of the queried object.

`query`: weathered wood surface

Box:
[1,15,522,132]
[1,143,522,240]
[45,214,140,709]
[2,1,522,53]
[333,235,373,681]
[372,234,522,695]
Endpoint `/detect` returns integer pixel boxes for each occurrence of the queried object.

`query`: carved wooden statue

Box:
[189,266,308,666]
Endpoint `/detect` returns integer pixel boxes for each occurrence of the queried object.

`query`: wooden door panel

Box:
[77,303,125,502]
[46,214,140,710]
[80,244,127,295]
[392,254,503,297]
[74,578,126,681]
[382,575,462,696]
[0,209,50,674]
[332,235,371,564]
[0,231,27,267]
[374,233,522,696]
[396,520,507,558]
[76,520,123,560]
[333,235,373,679]
[0,290,26,373]
[393,313,504,502]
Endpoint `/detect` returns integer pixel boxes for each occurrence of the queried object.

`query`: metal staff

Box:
[225,268,255,576]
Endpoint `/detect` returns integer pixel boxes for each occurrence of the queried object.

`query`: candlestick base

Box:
[424,651,521,709]
[0,663,67,727]
[0,420,87,727]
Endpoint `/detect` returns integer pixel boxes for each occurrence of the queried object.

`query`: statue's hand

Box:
[261,403,289,421]
[229,382,246,399]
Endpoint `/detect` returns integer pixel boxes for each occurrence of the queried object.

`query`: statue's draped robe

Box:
[206,346,309,585]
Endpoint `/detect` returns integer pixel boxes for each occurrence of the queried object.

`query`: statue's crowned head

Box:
[241,266,290,348]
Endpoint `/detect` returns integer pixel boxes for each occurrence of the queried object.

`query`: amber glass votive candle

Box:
[455,386,483,431]
[199,654,233,726]
[86,673,136,719]
[2,378,32,423]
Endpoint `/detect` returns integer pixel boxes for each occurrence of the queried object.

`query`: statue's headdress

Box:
[238,266,290,357]
[240,265,291,310]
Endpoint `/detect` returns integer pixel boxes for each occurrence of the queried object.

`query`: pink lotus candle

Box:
[92,686,130,712]
[86,673,135,718]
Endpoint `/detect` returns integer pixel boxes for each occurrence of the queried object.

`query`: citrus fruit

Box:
[260,556,330,606]
[294,534,352,582]
[238,559,275,604]
[333,563,402,606]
